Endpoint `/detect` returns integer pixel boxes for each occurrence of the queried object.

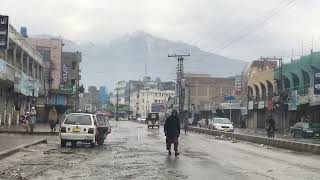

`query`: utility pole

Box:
[188,86,191,112]
[168,54,190,115]
[116,88,119,121]
[128,85,131,111]
[146,88,150,115]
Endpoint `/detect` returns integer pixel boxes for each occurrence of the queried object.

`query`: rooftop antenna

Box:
[311,36,314,53]
[144,63,147,76]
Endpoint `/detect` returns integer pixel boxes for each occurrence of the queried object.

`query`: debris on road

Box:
[259,144,264,148]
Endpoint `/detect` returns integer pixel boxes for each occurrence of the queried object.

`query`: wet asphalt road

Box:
[1,120,320,180]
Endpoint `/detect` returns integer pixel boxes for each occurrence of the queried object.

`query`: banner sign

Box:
[59,84,76,94]
[0,58,6,78]
[314,71,320,95]
[258,101,265,109]
[14,72,39,97]
[62,64,68,83]
[248,101,253,110]
[267,101,273,110]
[0,15,9,49]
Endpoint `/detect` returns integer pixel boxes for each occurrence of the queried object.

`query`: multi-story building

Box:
[184,73,238,123]
[61,51,82,110]
[27,36,82,121]
[130,89,175,117]
[0,24,46,125]
[184,73,235,110]
[244,59,277,129]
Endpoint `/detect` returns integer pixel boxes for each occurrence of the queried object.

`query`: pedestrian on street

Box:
[20,113,29,132]
[205,118,209,129]
[48,106,58,132]
[184,117,189,134]
[164,109,180,156]
[29,107,37,133]
[265,116,275,138]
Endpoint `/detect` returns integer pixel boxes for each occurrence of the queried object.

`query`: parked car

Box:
[197,119,207,128]
[60,113,111,147]
[138,116,147,123]
[209,118,234,132]
[289,122,320,138]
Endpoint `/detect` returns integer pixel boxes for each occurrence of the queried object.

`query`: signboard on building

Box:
[0,15,9,49]
[267,101,273,110]
[14,72,40,97]
[234,76,242,95]
[297,95,308,105]
[258,101,265,109]
[0,59,6,78]
[62,64,68,83]
[314,71,320,95]
[248,101,253,110]
[59,84,76,94]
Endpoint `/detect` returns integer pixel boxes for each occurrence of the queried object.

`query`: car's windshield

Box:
[310,123,320,129]
[302,123,309,129]
[214,118,231,124]
[64,114,92,125]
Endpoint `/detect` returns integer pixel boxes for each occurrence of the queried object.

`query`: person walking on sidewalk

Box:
[48,106,58,132]
[29,107,37,133]
[164,109,180,156]
[20,113,29,132]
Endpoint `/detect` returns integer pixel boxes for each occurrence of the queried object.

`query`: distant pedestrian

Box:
[184,118,189,134]
[48,106,58,132]
[265,116,275,138]
[205,118,209,128]
[20,113,29,132]
[164,109,180,156]
[29,107,37,133]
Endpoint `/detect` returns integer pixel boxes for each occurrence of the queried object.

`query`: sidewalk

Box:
[0,123,59,135]
[0,134,46,153]
[235,128,320,145]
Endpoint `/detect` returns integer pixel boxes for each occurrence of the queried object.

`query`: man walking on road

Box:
[48,106,58,132]
[164,109,180,156]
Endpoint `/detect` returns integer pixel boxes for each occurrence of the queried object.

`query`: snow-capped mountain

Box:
[31,31,247,88]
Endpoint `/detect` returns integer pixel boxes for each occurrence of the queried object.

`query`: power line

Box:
[186,0,297,64]
[218,0,296,50]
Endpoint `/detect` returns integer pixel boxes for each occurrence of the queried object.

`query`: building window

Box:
[36,48,51,61]
[72,62,76,70]
[71,79,76,85]
[142,99,144,103]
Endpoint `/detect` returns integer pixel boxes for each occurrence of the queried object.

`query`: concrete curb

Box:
[0,131,58,136]
[0,139,47,160]
[189,127,320,155]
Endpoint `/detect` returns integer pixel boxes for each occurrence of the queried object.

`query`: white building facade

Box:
[130,89,175,116]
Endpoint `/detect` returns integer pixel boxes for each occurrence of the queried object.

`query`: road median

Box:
[189,127,320,155]
[0,139,47,160]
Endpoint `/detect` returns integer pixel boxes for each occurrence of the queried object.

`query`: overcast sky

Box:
[1,0,320,61]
